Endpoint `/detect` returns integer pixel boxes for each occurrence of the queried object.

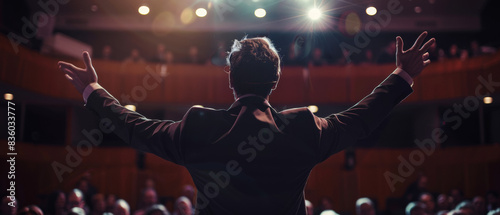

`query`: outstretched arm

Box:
[58,53,185,164]
[317,32,435,160]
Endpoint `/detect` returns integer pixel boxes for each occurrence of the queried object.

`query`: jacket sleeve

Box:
[85,88,185,165]
[316,74,413,162]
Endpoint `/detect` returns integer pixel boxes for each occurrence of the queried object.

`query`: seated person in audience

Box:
[447,44,460,59]
[450,189,464,209]
[486,191,499,212]
[101,45,113,61]
[165,51,175,64]
[113,199,130,215]
[420,193,436,215]
[173,196,192,215]
[134,188,158,215]
[44,191,65,215]
[309,48,328,66]
[404,174,429,203]
[376,41,396,64]
[356,197,376,215]
[188,46,203,64]
[145,205,170,215]
[473,196,487,215]
[66,189,87,215]
[406,202,426,215]
[104,194,116,213]
[454,200,474,215]
[18,205,44,215]
[123,49,145,63]
[305,200,314,215]
[153,44,167,63]
[437,194,451,211]
[90,194,105,215]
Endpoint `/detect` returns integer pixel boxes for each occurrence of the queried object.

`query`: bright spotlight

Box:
[195,8,207,17]
[124,105,136,111]
[484,97,493,104]
[4,93,13,101]
[307,105,318,113]
[308,8,322,20]
[254,8,266,18]
[366,6,377,16]
[138,5,150,15]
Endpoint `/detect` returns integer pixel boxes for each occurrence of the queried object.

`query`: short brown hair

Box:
[227,37,281,97]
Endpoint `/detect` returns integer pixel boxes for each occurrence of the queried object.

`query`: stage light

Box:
[308,8,322,21]
[254,8,266,18]
[366,6,377,16]
[138,5,150,15]
[124,105,136,111]
[307,105,318,113]
[196,8,207,17]
[484,97,493,104]
[414,6,422,14]
[4,93,13,101]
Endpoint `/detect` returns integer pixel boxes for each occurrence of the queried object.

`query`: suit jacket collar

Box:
[228,94,272,113]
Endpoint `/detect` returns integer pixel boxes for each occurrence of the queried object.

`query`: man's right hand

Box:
[58,51,98,94]
[396,31,436,78]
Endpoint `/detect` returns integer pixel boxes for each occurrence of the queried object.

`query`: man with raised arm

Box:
[58,32,435,215]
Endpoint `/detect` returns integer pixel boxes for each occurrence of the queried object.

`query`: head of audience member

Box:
[181,185,195,205]
[113,199,130,215]
[364,49,374,63]
[141,188,158,210]
[417,175,428,190]
[175,196,192,215]
[157,44,165,55]
[437,194,451,211]
[105,194,117,213]
[305,200,314,215]
[18,205,44,215]
[102,45,112,60]
[45,191,66,215]
[420,193,436,214]
[406,201,426,215]
[473,196,486,215]
[145,204,169,215]
[450,189,464,208]
[67,207,85,215]
[356,197,376,215]
[449,44,459,58]
[165,51,174,64]
[226,37,281,99]
[91,194,105,215]
[455,200,474,215]
[1,196,16,215]
[66,189,85,211]
[486,191,499,211]
[189,46,200,62]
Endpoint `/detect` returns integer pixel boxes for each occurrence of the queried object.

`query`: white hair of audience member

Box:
[455,200,473,210]
[406,201,425,215]
[69,207,85,215]
[115,199,130,215]
[320,210,340,215]
[356,197,374,215]
[145,204,169,215]
[487,208,500,215]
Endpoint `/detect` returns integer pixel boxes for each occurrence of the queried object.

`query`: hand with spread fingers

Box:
[58,51,98,94]
[396,31,436,78]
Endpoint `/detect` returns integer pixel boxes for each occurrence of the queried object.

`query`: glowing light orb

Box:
[308,8,322,20]
[254,8,266,18]
[138,5,150,15]
[366,6,377,16]
[195,8,207,17]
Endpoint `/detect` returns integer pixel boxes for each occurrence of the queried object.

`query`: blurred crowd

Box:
[1,173,498,215]
[95,39,497,68]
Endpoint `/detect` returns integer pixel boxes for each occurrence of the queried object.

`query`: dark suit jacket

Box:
[86,74,412,215]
